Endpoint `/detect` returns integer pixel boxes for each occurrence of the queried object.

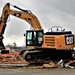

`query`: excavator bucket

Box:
[1,50,9,54]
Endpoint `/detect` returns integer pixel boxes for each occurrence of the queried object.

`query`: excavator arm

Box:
[0,3,10,49]
[0,3,10,35]
[0,3,42,49]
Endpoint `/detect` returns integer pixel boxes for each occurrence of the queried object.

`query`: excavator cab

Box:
[26,30,43,48]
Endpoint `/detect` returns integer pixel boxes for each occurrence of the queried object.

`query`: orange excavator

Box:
[0,3,75,63]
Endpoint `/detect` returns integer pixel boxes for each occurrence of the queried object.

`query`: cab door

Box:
[26,30,43,47]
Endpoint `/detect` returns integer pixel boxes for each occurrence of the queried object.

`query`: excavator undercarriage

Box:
[22,48,75,63]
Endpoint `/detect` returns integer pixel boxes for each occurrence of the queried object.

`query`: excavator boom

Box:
[8,9,42,30]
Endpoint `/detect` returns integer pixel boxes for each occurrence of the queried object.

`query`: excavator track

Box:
[22,48,74,63]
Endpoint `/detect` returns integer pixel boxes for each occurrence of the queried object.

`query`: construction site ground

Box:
[0,68,75,75]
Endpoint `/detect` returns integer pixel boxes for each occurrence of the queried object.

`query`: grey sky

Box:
[0,0,75,46]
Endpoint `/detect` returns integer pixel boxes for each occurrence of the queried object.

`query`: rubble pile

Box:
[0,51,75,69]
[41,59,75,69]
[0,52,28,64]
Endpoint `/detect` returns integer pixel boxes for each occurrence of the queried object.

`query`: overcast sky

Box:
[0,0,75,46]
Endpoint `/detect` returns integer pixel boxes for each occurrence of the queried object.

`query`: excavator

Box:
[0,3,75,63]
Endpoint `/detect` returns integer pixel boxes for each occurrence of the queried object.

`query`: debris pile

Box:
[0,51,75,69]
[41,59,75,69]
[0,52,28,65]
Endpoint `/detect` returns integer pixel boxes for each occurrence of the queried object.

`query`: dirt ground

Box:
[0,68,75,75]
